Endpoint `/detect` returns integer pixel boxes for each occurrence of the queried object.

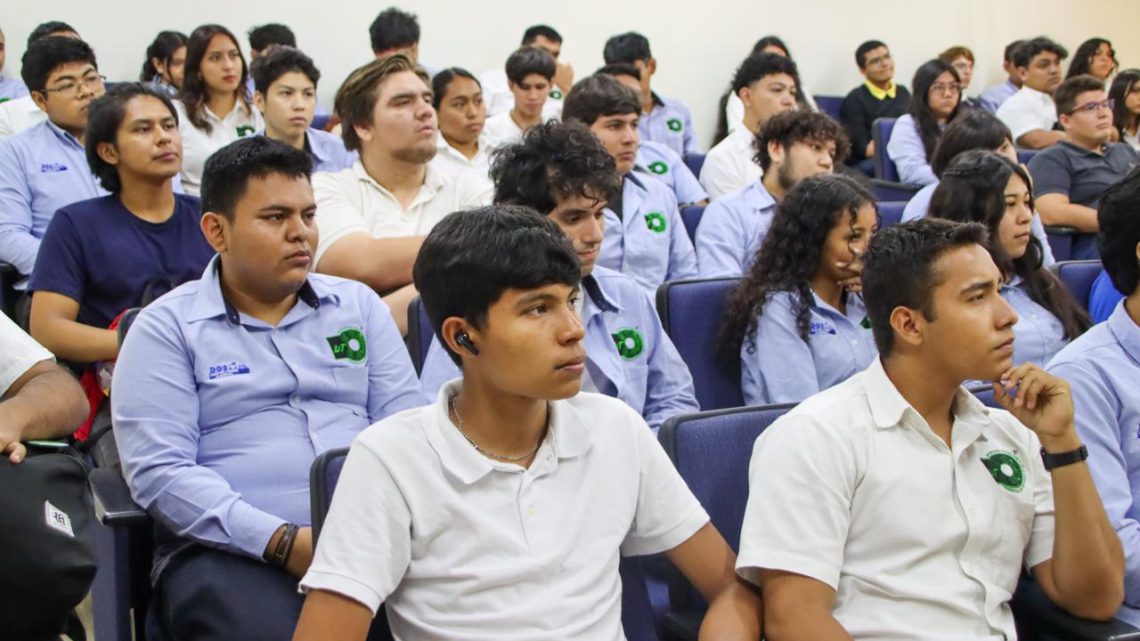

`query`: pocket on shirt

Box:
[330,365,369,403]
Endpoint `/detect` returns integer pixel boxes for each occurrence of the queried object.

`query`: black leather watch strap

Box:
[1040,445,1088,471]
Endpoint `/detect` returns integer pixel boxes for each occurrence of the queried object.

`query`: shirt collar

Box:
[186,255,327,324]
[864,80,897,100]
[748,180,777,207]
[1109,300,1140,364]
[43,119,83,148]
[864,357,991,431]
[650,91,665,108]
[353,159,443,198]
[581,271,622,314]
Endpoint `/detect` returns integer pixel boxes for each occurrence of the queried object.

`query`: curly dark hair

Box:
[755,110,851,172]
[490,121,619,213]
[908,59,962,160]
[929,150,1090,340]
[1066,37,1116,80]
[717,174,876,366]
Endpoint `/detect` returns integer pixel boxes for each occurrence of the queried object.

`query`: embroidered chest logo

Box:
[236,125,256,137]
[981,450,1025,493]
[644,211,667,233]
[40,163,68,173]
[208,361,251,380]
[648,161,669,175]
[612,328,645,360]
[666,118,683,132]
[808,321,837,336]
[860,316,871,329]
[327,327,367,363]
[549,89,564,100]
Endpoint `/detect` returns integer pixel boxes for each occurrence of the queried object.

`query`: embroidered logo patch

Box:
[644,211,667,233]
[549,89,564,100]
[44,501,75,537]
[236,125,256,137]
[860,316,871,329]
[612,328,645,360]
[327,327,367,362]
[981,450,1025,493]
[40,163,68,173]
[808,321,837,336]
[648,161,669,175]
[666,118,683,132]
[208,361,251,380]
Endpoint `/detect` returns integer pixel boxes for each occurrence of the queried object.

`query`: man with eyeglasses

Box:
[1029,74,1139,260]
[997,37,1068,150]
[840,40,910,176]
[0,35,106,288]
[0,22,82,138]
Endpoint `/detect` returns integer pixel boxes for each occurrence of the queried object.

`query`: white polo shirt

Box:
[301,381,709,640]
[312,161,492,264]
[0,311,53,395]
[699,125,762,200]
[429,133,490,178]
[738,358,1056,640]
[480,110,527,154]
[996,87,1058,145]
[0,96,46,138]
[173,99,263,196]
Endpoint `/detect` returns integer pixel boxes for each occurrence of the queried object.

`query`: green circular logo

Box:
[981,450,1025,492]
[644,211,667,233]
[327,327,368,363]
[236,125,256,137]
[648,161,669,175]
[666,118,683,132]
[612,328,645,360]
[549,89,564,100]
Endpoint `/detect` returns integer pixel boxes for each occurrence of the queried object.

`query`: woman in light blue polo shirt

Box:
[886,58,964,186]
[718,174,879,405]
[930,150,1090,366]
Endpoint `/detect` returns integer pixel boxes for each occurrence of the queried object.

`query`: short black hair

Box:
[491,121,620,215]
[562,74,641,126]
[1004,40,1026,63]
[86,83,179,194]
[1098,167,1140,296]
[250,46,320,95]
[247,23,296,53]
[521,25,561,46]
[200,136,312,220]
[930,109,1012,177]
[1012,37,1068,68]
[756,110,850,172]
[855,40,888,69]
[603,32,652,65]
[1054,74,1105,116]
[732,51,798,96]
[431,67,478,110]
[413,205,581,366]
[862,218,990,355]
[505,46,555,85]
[28,21,76,47]
[369,7,420,54]
[596,63,640,83]
[21,36,97,93]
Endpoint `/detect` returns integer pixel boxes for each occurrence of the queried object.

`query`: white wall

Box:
[3,0,1138,148]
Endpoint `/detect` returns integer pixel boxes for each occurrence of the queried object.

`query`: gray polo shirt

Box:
[1028,140,1139,207]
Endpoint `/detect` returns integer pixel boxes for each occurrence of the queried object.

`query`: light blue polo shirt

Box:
[741,289,877,405]
[0,120,106,278]
[639,92,699,157]
[695,181,777,278]
[598,172,698,294]
[112,256,427,572]
[1046,300,1140,627]
[419,265,699,431]
[258,128,357,173]
[636,140,707,205]
[0,76,29,102]
[1003,275,1069,367]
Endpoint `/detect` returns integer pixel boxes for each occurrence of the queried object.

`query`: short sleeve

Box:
[313,171,369,265]
[0,312,53,395]
[1028,151,1072,199]
[998,96,1048,144]
[28,208,86,302]
[1021,428,1056,569]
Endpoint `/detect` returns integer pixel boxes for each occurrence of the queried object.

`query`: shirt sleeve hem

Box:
[300,569,384,615]
[735,551,841,591]
[620,504,709,557]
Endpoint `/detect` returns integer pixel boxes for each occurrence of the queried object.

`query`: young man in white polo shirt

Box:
[312,55,491,332]
[738,218,1124,639]
[480,46,556,153]
[996,37,1068,150]
[294,205,762,641]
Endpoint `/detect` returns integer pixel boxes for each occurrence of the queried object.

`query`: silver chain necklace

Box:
[449,395,545,463]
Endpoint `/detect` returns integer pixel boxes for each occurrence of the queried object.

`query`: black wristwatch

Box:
[1040,445,1088,471]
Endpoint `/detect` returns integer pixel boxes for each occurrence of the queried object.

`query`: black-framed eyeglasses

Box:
[42,73,106,98]
[929,82,962,95]
[1067,98,1115,115]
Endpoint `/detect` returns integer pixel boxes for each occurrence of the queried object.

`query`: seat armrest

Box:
[89,467,149,527]
[1012,576,1140,641]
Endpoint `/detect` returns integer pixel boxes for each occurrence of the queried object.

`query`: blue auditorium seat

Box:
[872,117,902,183]
[680,205,704,243]
[814,95,843,121]
[1051,260,1102,312]
[405,296,433,374]
[1017,148,1039,165]
[655,278,743,410]
[877,201,907,228]
[682,152,705,178]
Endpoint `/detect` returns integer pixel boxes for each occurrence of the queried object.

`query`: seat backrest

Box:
[655,278,743,410]
[405,297,434,375]
[1016,148,1039,165]
[872,118,900,182]
[682,152,705,178]
[1051,260,1102,311]
[968,384,999,409]
[877,201,907,228]
[814,95,844,121]
[680,205,704,243]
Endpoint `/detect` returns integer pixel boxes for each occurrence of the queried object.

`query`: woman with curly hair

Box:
[886,58,964,185]
[1066,37,1118,81]
[929,150,1090,367]
[718,174,878,405]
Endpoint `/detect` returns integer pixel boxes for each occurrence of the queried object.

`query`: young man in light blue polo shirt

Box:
[0,36,106,282]
[562,74,698,294]
[1047,168,1140,627]
[419,121,699,430]
[111,137,425,641]
[603,32,698,157]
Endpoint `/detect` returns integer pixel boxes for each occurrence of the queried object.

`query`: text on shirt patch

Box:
[666,118,683,132]
[981,450,1026,493]
[40,163,68,173]
[612,327,645,360]
[808,321,838,336]
[208,361,251,380]
[644,212,667,233]
[327,327,367,363]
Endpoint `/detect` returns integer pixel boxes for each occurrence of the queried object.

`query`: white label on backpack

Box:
[44,500,75,537]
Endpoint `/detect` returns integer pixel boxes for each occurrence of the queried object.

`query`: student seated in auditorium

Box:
[840,40,911,175]
[369,7,424,65]
[429,68,488,177]
[28,84,214,367]
[886,59,965,186]
[245,24,295,96]
[996,37,1067,150]
[480,25,572,119]
[313,55,491,333]
[597,63,707,206]
[717,174,877,406]
[603,31,698,157]
[1049,170,1140,629]
[739,217,1124,640]
[293,205,760,641]
[250,46,355,172]
[1110,69,1140,152]
[698,110,848,278]
[175,24,262,196]
[0,26,29,102]
[1029,74,1139,260]
[720,36,818,143]
[112,137,425,641]
[1067,38,1118,82]
[139,31,187,98]
[701,52,799,200]
[562,74,697,293]
[900,109,1057,266]
[481,46,556,153]
[939,45,977,109]
[929,150,1090,367]
[0,36,106,284]
[0,22,81,138]
[979,40,1025,114]
[420,121,699,430]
